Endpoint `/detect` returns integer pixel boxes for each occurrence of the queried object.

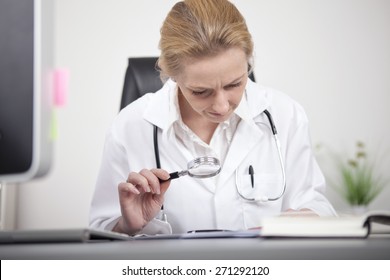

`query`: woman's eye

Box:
[190,82,241,96]
[226,82,242,89]
[192,89,208,96]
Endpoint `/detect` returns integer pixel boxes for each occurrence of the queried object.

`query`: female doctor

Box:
[89,0,336,236]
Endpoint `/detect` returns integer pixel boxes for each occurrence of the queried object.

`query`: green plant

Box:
[335,141,387,206]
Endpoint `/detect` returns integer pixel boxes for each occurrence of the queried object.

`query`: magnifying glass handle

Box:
[159,171,180,183]
[160,170,190,182]
[169,171,180,180]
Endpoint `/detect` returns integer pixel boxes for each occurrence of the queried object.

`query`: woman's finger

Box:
[139,169,161,194]
[151,169,171,195]
[118,181,140,195]
[126,171,151,193]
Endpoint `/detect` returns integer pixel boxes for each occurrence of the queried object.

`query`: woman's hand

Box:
[113,168,171,235]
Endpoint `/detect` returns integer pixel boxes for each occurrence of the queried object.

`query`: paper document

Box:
[133,229,262,240]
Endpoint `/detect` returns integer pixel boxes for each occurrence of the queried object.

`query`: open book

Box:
[260,211,390,238]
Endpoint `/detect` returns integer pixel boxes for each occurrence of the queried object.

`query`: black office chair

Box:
[120,57,162,110]
[120,56,255,110]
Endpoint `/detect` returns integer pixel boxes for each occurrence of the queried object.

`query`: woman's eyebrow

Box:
[225,72,247,85]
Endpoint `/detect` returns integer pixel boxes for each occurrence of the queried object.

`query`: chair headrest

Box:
[120,57,163,110]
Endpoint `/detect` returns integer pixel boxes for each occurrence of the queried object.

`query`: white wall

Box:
[15,0,390,229]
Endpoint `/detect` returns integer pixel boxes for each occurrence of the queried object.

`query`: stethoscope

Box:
[152,109,286,203]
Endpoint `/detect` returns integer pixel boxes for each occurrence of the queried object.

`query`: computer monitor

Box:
[0,0,54,182]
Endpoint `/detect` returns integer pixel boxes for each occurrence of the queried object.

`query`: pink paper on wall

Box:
[53,68,69,107]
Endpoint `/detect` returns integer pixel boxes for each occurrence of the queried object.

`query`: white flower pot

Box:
[351,205,368,215]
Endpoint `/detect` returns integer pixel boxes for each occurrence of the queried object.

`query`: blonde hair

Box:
[158,0,253,80]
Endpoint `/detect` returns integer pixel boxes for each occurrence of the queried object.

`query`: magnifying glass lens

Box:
[187,157,221,178]
[162,156,221,182]
[188,164,220,177]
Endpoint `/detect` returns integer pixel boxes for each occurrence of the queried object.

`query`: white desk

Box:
[0,237,389,259]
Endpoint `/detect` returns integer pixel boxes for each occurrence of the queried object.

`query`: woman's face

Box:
[174,47,248,124]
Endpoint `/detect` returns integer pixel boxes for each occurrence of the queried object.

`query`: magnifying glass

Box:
[160,156,221,182]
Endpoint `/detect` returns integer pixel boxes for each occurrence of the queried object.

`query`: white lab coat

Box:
[89,79,336,234]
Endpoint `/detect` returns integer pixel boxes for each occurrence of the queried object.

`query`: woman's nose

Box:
[211,91,230,114]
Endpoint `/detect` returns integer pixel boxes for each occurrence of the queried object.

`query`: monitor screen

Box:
[0,0,53,183]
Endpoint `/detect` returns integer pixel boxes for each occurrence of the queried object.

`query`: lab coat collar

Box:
[239,79,270,122]
[143,79,179,131]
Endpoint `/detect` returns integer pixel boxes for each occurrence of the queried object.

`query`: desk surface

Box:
[1,237,389,260]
